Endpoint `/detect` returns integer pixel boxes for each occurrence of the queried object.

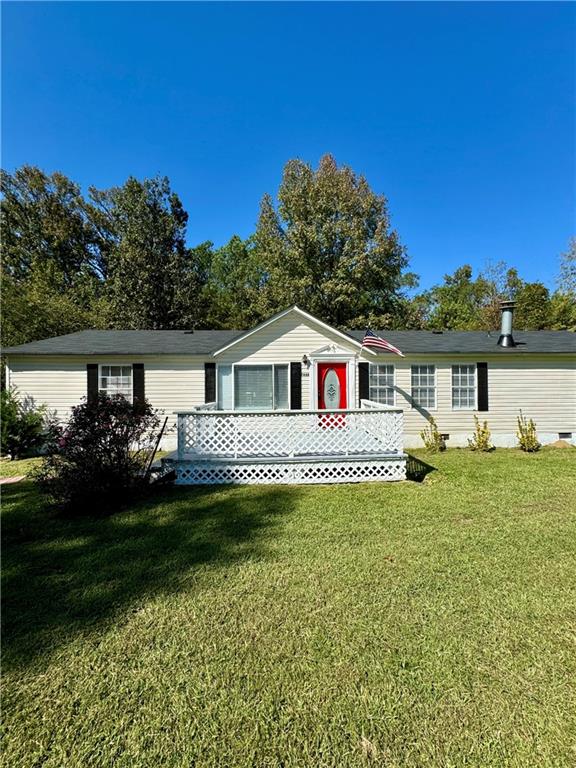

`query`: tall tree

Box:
[477,261,524,329]
[1,166,110,351]
[91,176,208,329]
[410,260,564,332]
[1,165,108,284]
[253,154,410,328]
[556,238,576,297]
[2,269,102,350]
[550,238,576,330]
[173,240,215,329]
[514,282,551,329]
[413,265,491,330]
[204,236,265,328]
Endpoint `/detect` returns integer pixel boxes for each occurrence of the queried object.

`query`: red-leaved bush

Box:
[36,394,160,512]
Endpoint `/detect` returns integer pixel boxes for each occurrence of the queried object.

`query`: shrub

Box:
[468,416,494,452]
[516,411,541,452]
[35,394,161,512]
[420,417,446,452]
[0,388,52,458]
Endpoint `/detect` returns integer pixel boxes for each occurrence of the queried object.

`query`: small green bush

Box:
[0,388,51,458]
[420,417,446,452]
[516,411,541,452]
[468,416,494,452]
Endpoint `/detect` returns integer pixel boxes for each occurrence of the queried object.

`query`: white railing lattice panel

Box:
[177,408,403,460]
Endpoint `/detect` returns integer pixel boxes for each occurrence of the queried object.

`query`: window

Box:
[217,365,233,409]
[232,364,289,411]
[369,364,395,406]
[273,365,289,409]
[452,364,476,409]
[411,365,436,409]
[99,365,132,401]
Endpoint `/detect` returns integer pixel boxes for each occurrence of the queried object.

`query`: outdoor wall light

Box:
[302,354,310,367]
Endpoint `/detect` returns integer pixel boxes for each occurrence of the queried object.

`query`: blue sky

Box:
[2,1,575,291]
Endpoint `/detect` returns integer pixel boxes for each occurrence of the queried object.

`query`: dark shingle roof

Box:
[345,329,576,354]
[2,330,244,356]
[3,328,575,356]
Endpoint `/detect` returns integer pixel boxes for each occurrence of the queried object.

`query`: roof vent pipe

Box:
[497,300,516,347]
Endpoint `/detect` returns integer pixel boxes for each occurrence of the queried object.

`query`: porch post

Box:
[177,414,185,460]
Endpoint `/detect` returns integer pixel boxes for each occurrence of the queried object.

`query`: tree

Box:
[477,261,524,329]
[253,154,409,328]
[1,267,103,350]
[549,238,576,330]
[1,166,110,353]
[514,282,551,329]
[410,261,559,332]
[204,236,265,328]
[1,165,108,283]
[556,238,576,296]
[413,265,490,330]
[91,176,208,329]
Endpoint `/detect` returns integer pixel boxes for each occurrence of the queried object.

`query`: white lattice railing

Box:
[175,402,403,460]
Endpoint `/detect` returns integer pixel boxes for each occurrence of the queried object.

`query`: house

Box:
[4,305,575,485]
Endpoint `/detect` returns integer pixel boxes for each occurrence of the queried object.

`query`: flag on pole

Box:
[361,329,404,357]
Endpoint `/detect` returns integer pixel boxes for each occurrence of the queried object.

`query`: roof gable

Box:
[212,306,375,356]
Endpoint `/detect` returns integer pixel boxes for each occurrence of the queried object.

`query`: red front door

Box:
[317,363,347,409]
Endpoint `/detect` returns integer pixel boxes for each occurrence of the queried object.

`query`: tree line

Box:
[2,155,574,351]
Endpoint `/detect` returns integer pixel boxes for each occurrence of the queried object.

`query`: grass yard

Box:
[2,449,576,767]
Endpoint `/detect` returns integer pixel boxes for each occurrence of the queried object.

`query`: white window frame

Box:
[98,363,133,402]
[411,364,436,410]
[368,363,395,406]
[451,364,477,410]
[216,362,291,411]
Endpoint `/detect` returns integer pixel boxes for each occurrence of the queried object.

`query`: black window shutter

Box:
[358,362,369,403]
[133,363,145,405]
[205,362,216,403]
[87,364,98,403]
[290,362,302,410]
[477,362,489,411]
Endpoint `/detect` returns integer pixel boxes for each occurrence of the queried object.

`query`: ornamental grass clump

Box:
[420,417,446,453]
[468,415,494,452]
[516,411,541,452]
[36,394,160,512]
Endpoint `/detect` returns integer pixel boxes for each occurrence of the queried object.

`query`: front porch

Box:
[164,400,407,485]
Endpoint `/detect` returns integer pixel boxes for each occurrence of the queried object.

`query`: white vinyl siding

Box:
[452,364,476,409]
[99,365,132,401]
[4,355,206,450]
[411,365,436,409]
[369,364,395,406]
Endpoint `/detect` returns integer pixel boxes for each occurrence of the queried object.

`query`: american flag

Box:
[362,329,404,357]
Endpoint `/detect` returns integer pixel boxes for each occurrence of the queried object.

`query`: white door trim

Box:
[308,348,358,409]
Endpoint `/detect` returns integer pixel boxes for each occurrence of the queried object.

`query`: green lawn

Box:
[2,449,575,767]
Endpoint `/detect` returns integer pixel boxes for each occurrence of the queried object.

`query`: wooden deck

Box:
[166,401,407,485]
